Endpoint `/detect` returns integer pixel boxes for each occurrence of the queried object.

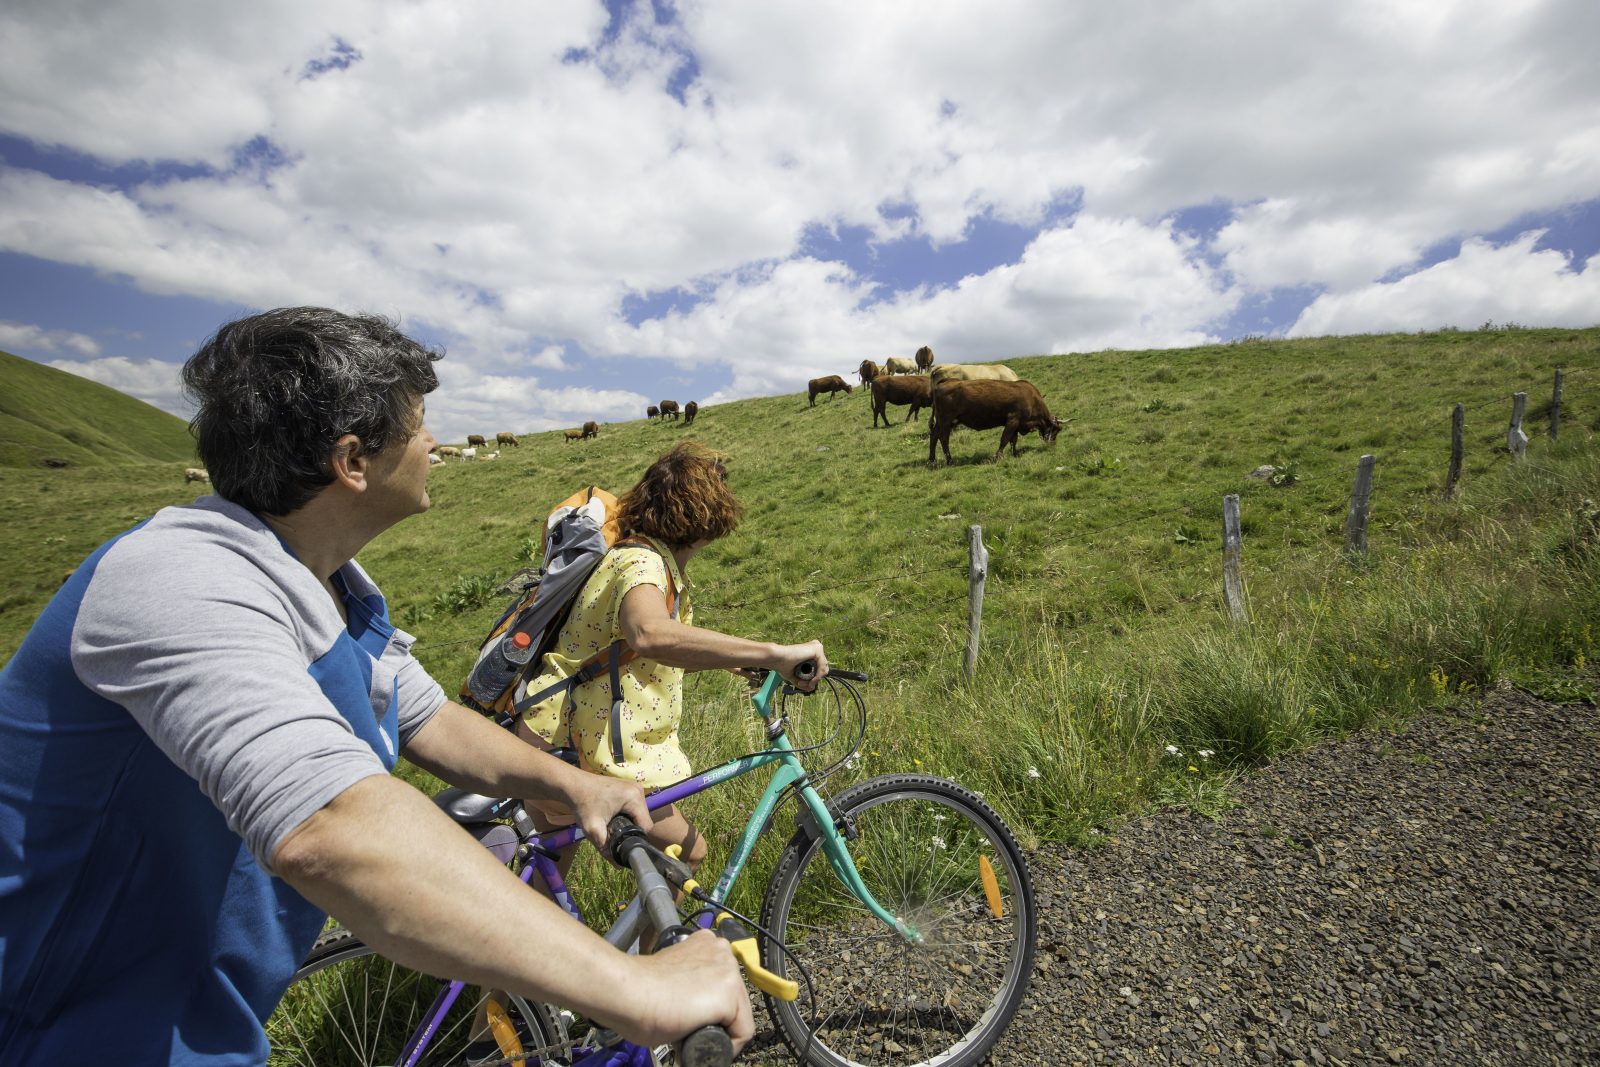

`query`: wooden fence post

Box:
[964,525,988,680]
[1222,494,1246,624]
[1445,403,1464,500]
[1550,369,1564,442]
[1508,392,1528,458]
[1344,454,1376,558]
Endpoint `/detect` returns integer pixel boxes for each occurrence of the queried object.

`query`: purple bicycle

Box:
[267,667,1036,1066]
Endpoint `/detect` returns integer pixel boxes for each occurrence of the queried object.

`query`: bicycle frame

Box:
[396,671,911,1067]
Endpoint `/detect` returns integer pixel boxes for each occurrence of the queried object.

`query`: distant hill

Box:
[0,348,195,468]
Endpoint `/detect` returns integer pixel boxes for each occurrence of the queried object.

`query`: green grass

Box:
[4,326,1600,855]
[0,348,196,468]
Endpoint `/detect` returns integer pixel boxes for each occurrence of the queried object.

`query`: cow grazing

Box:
[870,374,932,427]
[467,434,487,448]
[883,356,917,375]
[582,420,599,439]
[437,445,462,458]
[647,405,660,420]
[184,467,209,483]
[564,429,584,442]
[808,375,852,405]
[658,400,681,420]
[857,360,880,386]
[684,401,698,425]
[928,363,1020,387]
[914,345,934,372]
[928,379,1062,466]
[497,431,519,448]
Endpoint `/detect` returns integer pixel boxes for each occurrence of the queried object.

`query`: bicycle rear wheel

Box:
[267,927,567,1066]
[759,774,1036,1067]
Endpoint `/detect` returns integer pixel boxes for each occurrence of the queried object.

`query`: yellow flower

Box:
[1187,765,1198,773]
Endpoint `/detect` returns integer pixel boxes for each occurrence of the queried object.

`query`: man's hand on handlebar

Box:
[563,771,652,850]
[623,930,754,1052]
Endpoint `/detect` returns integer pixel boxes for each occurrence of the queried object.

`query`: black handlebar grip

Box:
[679,1024,733,1067]
[794,660,817,681]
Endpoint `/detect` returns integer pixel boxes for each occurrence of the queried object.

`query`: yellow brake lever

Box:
[715,912,799,1001]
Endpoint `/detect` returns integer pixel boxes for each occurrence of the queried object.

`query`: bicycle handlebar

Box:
[606,815,734,1067]
[790,661,869,683]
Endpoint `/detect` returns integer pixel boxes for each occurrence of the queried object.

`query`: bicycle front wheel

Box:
[760,774,1037,1067]
[267,927,567,1066]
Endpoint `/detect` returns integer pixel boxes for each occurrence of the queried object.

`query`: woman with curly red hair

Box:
[517,441,827,873]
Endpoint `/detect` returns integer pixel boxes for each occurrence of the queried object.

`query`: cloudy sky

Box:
[1,0,1597,443]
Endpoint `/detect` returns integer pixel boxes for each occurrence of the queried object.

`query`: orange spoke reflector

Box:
[978,854,1003,919]
[486,998,526,1067]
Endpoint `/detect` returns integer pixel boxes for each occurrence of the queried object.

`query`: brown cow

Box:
[658,400,681,420]
[582,420,599,439]
[858,359,880,386]
[563,428,584,442]
[914,345,934,372]
[807,375,852,405]
[647,405,660,420]
[928,379,1062,465]
[683,401,698,425]
[496,431,519,448]
[467,434,487,448]
[870,374,931,427]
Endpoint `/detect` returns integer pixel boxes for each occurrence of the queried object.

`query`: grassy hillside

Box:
[0,348,196,468]
[4,327,1599,869]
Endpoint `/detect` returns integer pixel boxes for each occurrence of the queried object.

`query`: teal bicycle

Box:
[268,666,1037,1066]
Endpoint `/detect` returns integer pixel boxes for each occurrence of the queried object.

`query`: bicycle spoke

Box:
[762,776,1035,1067]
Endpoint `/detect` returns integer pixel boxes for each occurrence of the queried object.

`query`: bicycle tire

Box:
[759,774,1036,1067]
[266,926,567,1066]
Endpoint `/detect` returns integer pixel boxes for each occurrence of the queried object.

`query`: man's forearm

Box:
[272,774,640,1028]
[402,699,590,803]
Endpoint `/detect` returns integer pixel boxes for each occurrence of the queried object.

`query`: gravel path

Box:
[744,688,1599,1065]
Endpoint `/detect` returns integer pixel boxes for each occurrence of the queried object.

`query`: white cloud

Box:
[424,361,647,444]
[0,0,1596,409]
[1289,231,1600,336]
[0,319,101,357]
[654,214,1235,405]
[45,356,191,415]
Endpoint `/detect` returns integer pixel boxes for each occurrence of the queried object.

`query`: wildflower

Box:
[1165,744,1181,757]
[1026,766,1041,779]
[914,758,923,766]
[1198,749,1214,759]
[1187,765,1198,773]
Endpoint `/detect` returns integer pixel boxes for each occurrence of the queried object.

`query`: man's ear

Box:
[328,434,368,492]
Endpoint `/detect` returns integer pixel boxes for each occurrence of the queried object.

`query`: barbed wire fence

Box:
[419,366,1588,679]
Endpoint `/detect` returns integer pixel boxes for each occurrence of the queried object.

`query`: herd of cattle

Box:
[182,348,1052,481]
[809,345,1062,464]
[645,400,698,423]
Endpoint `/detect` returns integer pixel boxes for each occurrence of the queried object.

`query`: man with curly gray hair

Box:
[0,307,752,1065]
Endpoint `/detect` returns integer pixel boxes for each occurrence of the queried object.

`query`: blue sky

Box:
[1,0,1596,444]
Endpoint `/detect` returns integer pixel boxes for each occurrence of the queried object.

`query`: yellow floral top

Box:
[519,536,693,788]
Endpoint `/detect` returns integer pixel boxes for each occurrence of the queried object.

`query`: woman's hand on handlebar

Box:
[623,930,754,1052]
[774,641,827,692]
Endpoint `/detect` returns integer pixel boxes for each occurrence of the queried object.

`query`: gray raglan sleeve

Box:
[71,539,396,873]
[394,647,447,745]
